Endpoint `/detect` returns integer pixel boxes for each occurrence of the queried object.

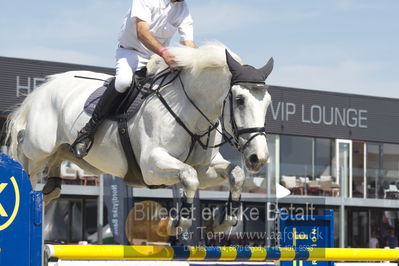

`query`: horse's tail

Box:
[4,102,28,160]
[4,74,59,160]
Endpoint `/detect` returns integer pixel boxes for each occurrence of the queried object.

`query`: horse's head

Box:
[224,50,274,173]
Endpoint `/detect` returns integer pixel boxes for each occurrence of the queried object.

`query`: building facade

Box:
[0,56,398,248]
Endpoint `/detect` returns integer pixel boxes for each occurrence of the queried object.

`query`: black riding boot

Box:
[71,80,123,158]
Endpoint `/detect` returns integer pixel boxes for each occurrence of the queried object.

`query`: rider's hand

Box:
[160,50,179,72]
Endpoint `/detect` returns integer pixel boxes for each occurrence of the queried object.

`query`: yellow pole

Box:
[48,245,175,260]
[46,245,399,261]
[311,248,399,261]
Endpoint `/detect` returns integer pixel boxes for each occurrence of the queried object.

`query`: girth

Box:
[115,69,170,188]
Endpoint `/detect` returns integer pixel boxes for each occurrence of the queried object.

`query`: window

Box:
[314,138,334,177]
[280,136,337,197]
[382,144,399,199]
[366,143,382,198]
[367,143,399,199]
[281,135,313,177]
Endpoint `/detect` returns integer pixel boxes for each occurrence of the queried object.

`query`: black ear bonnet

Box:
[225,49,274,87]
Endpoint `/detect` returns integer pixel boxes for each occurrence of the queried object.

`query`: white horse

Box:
[5,42,273,234]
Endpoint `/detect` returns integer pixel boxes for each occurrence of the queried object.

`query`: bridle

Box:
[148,68,267,160]
[222,87,267,152]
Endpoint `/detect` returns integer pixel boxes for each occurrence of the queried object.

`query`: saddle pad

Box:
[83,82,147,121]
[83,79,151,187]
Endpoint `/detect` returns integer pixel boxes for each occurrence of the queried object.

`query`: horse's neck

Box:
[159,71,228,133]
[179,70,230,123]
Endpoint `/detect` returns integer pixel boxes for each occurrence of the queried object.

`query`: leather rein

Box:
[150,68,267,161]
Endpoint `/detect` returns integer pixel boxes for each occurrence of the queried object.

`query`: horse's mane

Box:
[147,42,241,77]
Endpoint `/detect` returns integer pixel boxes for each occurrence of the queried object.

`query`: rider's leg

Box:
[70,47,137,158]
[70,78,125,158]
[114,47,139,93]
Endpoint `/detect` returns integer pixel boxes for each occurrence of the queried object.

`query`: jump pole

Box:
[45,245,399,262]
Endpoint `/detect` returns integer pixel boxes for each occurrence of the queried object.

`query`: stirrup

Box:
[70,132,94,158]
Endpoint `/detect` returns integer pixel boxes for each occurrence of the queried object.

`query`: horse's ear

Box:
[225,49,242,73]
[259,57,274,80]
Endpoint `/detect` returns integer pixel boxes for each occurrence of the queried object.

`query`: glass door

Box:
[366,143,383,199]
[336,140,352,197]
[348,209,369,248]
[352,141,366,198]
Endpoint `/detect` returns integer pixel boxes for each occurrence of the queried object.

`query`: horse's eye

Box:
[236,96,245,106]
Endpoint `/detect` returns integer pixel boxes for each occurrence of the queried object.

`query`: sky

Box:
[1,0,398,98]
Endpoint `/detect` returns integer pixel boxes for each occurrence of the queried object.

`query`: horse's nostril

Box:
[249,154,259,164]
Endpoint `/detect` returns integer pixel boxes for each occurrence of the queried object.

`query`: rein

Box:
[154,69,225,162]
[153,69,267,161]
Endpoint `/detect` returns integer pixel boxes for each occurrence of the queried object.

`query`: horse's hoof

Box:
[43,187,61,206]
[156,217,171,237]
[42,177,62,206]
[164,217,192,236]
[212,214,238,234]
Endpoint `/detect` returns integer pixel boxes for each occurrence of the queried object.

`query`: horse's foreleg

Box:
[199,153,246,199]
[142,148,199,236]
[199,153,245,233]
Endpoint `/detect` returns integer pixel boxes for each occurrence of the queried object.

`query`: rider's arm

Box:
[136,18,177,68]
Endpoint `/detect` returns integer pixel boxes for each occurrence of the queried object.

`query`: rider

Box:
[71,0,196,158]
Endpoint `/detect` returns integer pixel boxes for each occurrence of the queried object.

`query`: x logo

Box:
[0,183,8,217]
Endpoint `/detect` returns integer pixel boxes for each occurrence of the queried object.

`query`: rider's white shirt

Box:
[118,0,193,59]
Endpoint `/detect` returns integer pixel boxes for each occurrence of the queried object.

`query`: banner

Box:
[103,175,133,244]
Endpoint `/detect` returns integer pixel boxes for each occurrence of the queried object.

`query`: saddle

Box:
[82,68,165,188]
[84,68,150,121]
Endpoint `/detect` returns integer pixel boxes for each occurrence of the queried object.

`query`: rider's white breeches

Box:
[115,47,149,93]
